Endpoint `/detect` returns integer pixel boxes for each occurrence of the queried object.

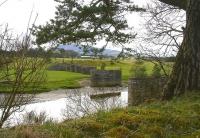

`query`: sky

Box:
[0,0,150,33]
[0,0,57,33]
[0,0,150,50]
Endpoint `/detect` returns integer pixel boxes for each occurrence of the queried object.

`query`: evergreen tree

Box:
[33,0,144,46]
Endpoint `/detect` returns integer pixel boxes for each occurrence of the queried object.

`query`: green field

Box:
[0,58,172,93]
[1,91,200,137]
[44,71,89,90]
[51,58,161,80]
[0,71,89,93]
[43,59,160,92]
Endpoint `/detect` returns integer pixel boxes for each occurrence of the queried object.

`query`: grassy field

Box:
[1,91,200,138]
[51,58,162,80]
[0,71,89,93]
[44,71,89,89]
[0,58,172,93]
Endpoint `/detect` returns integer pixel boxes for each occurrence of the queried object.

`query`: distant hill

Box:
[58,44,120,57]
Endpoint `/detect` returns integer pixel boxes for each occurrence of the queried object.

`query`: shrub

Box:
[131,60,147,78]
[110,60,115,65]
[100,62,106,70]
[152,64,161,77]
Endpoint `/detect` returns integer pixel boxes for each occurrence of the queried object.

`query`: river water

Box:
[1,87,128,127]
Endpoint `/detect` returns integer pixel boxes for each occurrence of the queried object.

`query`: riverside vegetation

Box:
[0,91,200,138]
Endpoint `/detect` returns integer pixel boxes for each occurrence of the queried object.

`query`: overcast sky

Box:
[0,0,150,50]
[0,0,57,33]
[0,0,150,33]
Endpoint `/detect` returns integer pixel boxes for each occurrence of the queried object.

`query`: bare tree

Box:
[0,25,47,128]
[144,1,185,50]
[130,1,185,77]
[0,0,8,7]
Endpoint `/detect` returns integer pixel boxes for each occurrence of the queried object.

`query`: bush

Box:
[110,60,115,65]
[100,63,106,70]
[131,60,147,78]
[152,64,161,77]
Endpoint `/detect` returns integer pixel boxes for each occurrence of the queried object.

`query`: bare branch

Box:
[159,0,187,10]
[0,0,8,7]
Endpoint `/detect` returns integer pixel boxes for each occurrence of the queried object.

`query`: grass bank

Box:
[1,92,200,138]
[38,71,89,91]
[0,71,89,93]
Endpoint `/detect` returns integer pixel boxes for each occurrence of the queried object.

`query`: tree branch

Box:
[159,0,187,10]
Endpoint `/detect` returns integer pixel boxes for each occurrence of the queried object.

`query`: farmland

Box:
[0,58,172,93]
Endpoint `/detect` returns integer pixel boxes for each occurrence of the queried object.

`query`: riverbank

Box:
[1,91,200,138]
[0,71,90,94]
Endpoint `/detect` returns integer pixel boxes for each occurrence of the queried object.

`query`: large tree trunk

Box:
[162,0,200,100]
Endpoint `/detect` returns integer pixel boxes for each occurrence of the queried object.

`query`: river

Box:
[1,87,128,127]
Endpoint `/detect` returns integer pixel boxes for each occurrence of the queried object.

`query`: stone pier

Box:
[128,77,167,105]
[90,70,121,87]
[48,63,96,75]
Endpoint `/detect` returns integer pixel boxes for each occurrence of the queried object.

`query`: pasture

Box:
[50,58,159,80]
[0,58,172,93]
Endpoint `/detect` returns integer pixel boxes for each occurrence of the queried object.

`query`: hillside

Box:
[58,44,121,57]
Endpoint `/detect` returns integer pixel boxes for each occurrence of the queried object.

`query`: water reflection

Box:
[1,87,128,127]
[63,88,127,118]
